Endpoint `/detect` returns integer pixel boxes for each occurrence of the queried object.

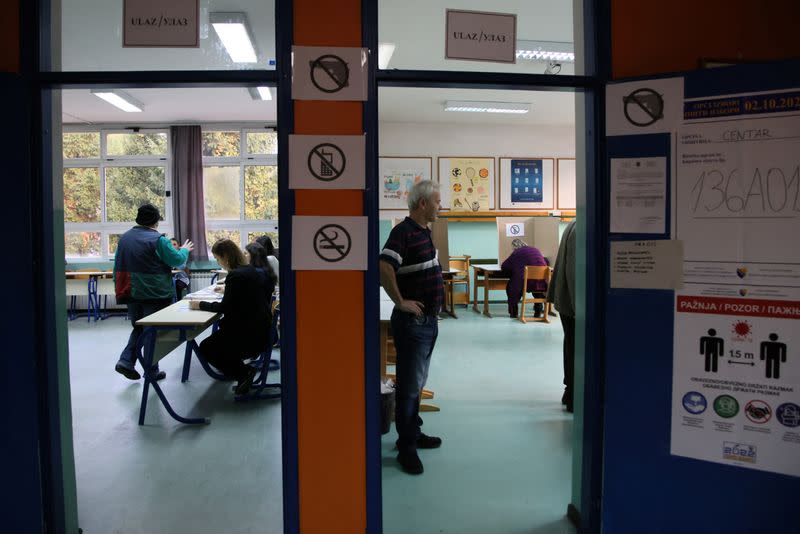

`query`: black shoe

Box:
[397,451,424,475]
[115,363,141,381]
[154,370,166,381]
[396,433,442,450]
[416,433,442,449]
[561,390,569,405]
[234,367,257,396]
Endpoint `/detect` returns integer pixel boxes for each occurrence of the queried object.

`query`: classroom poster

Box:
[447,157,493,211]
[510,159,543,203]
[671,87,800,476]
[378,157,432,210]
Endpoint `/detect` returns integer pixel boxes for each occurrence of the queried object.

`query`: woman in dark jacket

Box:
[189,239,274,394]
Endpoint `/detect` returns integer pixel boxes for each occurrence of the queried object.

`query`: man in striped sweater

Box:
[113,203,193,381]
[380,181,444,475]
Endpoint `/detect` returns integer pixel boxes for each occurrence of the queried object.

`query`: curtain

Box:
[171,125,208,261]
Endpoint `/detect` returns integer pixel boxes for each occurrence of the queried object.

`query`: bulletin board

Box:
[498,157,555,210]
[438,156,495,211]
[379,156,433,210]
[557,158,577,210]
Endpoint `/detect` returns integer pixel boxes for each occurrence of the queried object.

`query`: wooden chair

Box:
[520,266,552,324]
[447,255,471,308]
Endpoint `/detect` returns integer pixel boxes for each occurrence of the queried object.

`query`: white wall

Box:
[378,121,575,218]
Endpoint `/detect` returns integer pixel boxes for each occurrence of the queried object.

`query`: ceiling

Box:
[62,86,574,126]
[60,0,576,126]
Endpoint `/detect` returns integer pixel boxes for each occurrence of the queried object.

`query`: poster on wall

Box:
[498,157,554,209]
[671,87,800,476]
[671,292,800,476]
[379,157,433,210]
[557,158,577,210]
[438,157,495,211]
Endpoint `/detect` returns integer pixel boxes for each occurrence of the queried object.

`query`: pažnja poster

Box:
[671,88,800,476]
[448,157,492,211]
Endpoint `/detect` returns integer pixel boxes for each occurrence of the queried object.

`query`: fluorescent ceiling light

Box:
[378,42,396,69]
[444,101,530,114]
[90,90,143,112]
[516,40,575,63]
[248,86,273,101]
[210,12,258,63]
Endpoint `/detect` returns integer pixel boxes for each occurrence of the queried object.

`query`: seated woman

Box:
[189,239,275,395]
[245,242,278,301]
[501,238,549,318]
[255,235,280,284]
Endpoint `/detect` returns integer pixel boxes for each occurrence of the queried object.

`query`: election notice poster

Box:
[671,88,800,476]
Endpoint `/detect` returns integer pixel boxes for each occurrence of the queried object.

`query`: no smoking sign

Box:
[292,216,368,271]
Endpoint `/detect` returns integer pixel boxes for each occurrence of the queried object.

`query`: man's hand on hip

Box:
[397,299,425,316]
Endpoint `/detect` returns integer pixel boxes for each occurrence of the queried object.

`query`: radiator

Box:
[190,271,219,292]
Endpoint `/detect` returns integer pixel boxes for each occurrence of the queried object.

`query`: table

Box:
[135,292,225,425]
[379,288,439,412]
[471,264,510,318]
[65,271,113,321]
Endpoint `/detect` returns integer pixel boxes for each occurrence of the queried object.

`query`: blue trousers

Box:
[117,299,172,371]
[391,310,438,454]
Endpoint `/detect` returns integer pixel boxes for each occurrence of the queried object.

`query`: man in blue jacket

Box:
[113,203,193,380]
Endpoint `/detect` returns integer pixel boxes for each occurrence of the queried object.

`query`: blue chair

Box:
[235,305,281,402]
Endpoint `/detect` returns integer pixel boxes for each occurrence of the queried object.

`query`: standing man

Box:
[114,203,193,380]
[547,219,576,412]
[380,181,444,475]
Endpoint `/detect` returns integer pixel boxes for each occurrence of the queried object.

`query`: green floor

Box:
[382,303,575,534]
[68,301,573,534]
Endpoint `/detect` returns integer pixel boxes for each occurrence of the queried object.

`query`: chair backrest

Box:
[524,265,551,283]
[449,255,471,274]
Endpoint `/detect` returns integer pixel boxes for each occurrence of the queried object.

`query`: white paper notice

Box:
[610,157,667,234]
[676,114,800,299]
[505,223,524,238]
[610,240,683,289]
[671,292,800,477]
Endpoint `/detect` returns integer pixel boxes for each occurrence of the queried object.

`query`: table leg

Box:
[380,322,388,380]
[136,327,210,426]
[181,334,193,383]
[472,271,481,313]
[483,276,491,317]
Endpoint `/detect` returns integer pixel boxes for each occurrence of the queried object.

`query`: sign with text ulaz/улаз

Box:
[124,0,199,47]
[445,9,516,63]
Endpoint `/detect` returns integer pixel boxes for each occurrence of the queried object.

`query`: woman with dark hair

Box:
[245,242,277,299]
[189,239,272,394]
[255,235,280,283]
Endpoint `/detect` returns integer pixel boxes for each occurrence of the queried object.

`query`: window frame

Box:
[201,126,279,251]
[62,126,172,259]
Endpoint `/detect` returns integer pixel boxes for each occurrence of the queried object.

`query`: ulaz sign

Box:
[124,0,199,48]
[445,9,517,64]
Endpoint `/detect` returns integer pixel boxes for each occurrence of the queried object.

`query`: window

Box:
[62,128,171,259]
[202,128,279,253]
[62,126,279,260]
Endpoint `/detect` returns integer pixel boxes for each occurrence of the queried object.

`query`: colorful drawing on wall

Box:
[510,159,543,203]
[446,157,493,211]
[379,157,433,210]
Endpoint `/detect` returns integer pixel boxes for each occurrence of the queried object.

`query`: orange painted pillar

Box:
[293,1,366,532]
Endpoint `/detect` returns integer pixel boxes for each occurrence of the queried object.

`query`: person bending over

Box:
[189,239,272,395]
[501,238,549,318]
